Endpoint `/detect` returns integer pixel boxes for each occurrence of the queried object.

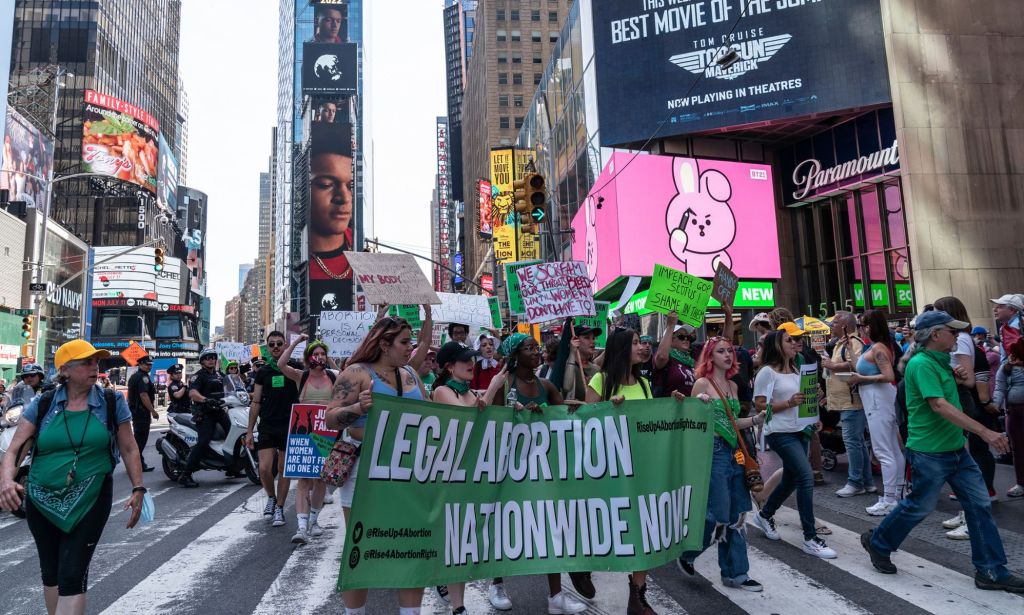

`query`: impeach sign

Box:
[345,252,441,305]
[647,264,713,327]
[516,261,596,324]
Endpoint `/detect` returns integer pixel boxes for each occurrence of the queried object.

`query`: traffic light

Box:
[21,315,33,339]
[512,172,547,235]
[154,247,165,272]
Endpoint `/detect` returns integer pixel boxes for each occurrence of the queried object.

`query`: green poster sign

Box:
[852,283,912,308]
[487,296,503,329]
[647,264,713,327]
[574,301,610,347]
[389,304,423,329]
[503,260,542,316]
[627,282,775,315]
[798,364,819,419]
[338,397,714,590]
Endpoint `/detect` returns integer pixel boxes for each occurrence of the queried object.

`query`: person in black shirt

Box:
[181,348,231,488]
[127,354,158,472]
[246,331,299,526]
[166,364,189,414]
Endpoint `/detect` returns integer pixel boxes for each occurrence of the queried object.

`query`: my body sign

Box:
[339,397,713,590]
[516,261,595,324]
[345,252,441,305]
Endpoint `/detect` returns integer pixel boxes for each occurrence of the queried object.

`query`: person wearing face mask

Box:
[471,333,502,392]
[277,335,338,544]
[325,314,430,615]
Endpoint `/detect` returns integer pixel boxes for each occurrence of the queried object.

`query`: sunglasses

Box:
[674,334,693,341]
[267,341,285,348]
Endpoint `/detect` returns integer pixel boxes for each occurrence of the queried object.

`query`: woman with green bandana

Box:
[653,311,697,397]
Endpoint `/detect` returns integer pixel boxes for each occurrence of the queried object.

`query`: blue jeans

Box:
[871,448,1010,580]
[762,432,817,540]
[841,410,872,489]
[682,438,751,581]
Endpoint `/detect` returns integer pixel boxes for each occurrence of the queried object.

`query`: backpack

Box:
[299,368,337,394]
[28,386,119,464]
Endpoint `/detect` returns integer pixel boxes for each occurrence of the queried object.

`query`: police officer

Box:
[127,354,158,472]
[8,363,46,407]
[181,348,230,488]
[166,364,189,414]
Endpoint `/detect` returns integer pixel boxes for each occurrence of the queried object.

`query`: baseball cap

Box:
[673,324,696,338]
[748,312,770,332]
[776,322,806,337]
[990,294,1024,312]
[971,326,989,336]
[574,325,601,337]
[914,310,970,331]
[436,342,480,367]
[54,339,111,370]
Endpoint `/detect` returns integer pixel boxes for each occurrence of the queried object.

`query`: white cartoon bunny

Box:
[665,158,737,273]
[584,194,600,291]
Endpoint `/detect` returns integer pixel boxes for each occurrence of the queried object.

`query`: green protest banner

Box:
[799,363,819,418]
[487,296,503,329]
[574,301,610,347]
[338,397,713,590]
[503,259,541,316]
[389,304,423,329]
[647,264,713,327]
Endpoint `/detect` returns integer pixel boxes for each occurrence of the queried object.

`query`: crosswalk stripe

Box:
[251,502,346,614]
[768,506,1024,614]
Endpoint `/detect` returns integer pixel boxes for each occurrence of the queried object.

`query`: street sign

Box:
[28,283,47,292]
[14,309,33,316]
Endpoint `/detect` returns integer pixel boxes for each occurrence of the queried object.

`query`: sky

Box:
[180,0,445,328]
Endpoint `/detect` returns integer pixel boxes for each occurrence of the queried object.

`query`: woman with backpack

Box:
[278,334,339,544]
[0,340,148,615]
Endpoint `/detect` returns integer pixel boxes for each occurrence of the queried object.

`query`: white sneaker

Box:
[865,485,878,494]
[946,523,970,540]
[865,499,897,516]
[835,484,866,497]
[547,591,587,614]
[434,585,451,608]
[272,507,286,527]
[308,522,324,537]
[941,511,965,529]
[802,536,838,559]
[1008,484,1024,498]
[291,528,308,544]
[751,511,780,540]
[488,583,513,611]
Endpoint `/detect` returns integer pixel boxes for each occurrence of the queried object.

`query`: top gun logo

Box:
[669,34,791,81]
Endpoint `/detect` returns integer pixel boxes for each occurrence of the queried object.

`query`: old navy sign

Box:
[792,140,899,201]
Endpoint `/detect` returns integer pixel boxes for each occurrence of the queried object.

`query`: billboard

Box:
[157,133,179,210]
[308,121,355,317]
[302,42,358,95]
[81,90,159,192]
[571,153,780,293]
[313,2,348,43]
[478,179,493,237]
[92,246,184,305]
[2,107,54,208]
[436,118,453,291]
[591,0,890,146]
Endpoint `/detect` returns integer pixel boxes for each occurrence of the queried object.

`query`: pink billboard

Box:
[572,153,781,293]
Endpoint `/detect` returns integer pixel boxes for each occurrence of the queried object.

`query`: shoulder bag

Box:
[707,378,763,493]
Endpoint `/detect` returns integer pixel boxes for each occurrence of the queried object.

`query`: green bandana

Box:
[670,349,694,368]
[710,398,741,448]
[500,333,530,358]
[445,379,470,395]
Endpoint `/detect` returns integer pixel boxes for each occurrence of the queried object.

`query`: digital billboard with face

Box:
[591,0,890,146]
[92,246,184,305]
[302,42,358,96]
[81,90,159,192]
[571,152,780,293]
[308,121,355,317]
[313,2,348,43]
[2,107,53,208]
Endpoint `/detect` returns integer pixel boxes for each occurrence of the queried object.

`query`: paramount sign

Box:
[792,140,899,201]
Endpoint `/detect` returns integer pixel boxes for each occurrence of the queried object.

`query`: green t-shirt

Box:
[904,348,965,453]
[588,372,651,401]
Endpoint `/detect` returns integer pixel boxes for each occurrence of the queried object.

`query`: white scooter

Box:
[155,374,260,485]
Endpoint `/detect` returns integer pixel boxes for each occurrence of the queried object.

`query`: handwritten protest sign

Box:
[574,301,610,347]
[647,264,713,327]
[799,363,820,419]
[318,311,378,358]
[216,341,251,363]
[504,259,541,316]
[388,304,423,329]
[288,334,307,361]
[516,261,595,324]
[428,293,493,329]
[284,404,338,478]
[711,263,739,308]
[345,252,440,305]
[487,296,503,329]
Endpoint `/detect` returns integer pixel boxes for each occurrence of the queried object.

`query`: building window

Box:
[496,30,507,42]
[549,31,559,42]
[533,53,543,64]
[532,31,541,42]
[499,94,509,107]
[514,95,524,107]
[496,8,505,21]
[512,73,523,85]
[515,116,525,129]
[532,10,541,21]
[499,117,510,129]
[510,9,520,21]
[512,53,522,64]
[549,11,559,22]
[498,72,508,85]
[534,73,542,85]
[511,30,521,42]
[497,53,507,64]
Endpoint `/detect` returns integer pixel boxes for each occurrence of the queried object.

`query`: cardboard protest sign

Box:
[318,311,378,358]
[345,251,441,305]
[388,304,423,329]
[574,301,610,347]
[647,264,713,327]
[283,404,338,478]
[288,334,307,361]
[216,341,251,363]
[799,363,820,419]
[504,259,541,316]
[487,296,503,329]
[711,263,739,308]
[427,293,493,329]
[516,261,596,324]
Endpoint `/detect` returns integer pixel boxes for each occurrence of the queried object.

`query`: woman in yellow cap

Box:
[0,339,147,615]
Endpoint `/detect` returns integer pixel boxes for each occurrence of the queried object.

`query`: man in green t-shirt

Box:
[862,310,1023,593]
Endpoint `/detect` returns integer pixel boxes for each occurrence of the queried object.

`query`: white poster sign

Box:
[345,252,440,305]
[216,342,251,363]
[427,292,493,329]
[317,311,378,358]
[516,261,596,324]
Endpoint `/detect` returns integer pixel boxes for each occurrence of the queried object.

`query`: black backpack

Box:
[299,369,337,394]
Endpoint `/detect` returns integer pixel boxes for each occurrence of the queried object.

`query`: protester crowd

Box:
[1,292,1023,615]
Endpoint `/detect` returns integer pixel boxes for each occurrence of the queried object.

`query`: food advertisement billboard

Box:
[308,121,355,318]
[571,152,780,293]
[81,90,159,192]
[92,246,183,305]
[302,42,358,95]
[591,0,890,146]
[2,107,53,208]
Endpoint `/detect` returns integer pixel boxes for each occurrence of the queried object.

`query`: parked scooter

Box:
[155,374,259,484]
[0,404,30,517]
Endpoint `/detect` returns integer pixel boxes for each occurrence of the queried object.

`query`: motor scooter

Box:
[0,404,30,517]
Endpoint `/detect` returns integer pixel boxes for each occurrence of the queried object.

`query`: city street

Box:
[2,428,1022,615]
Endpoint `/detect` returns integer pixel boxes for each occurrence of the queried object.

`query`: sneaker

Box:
[802,536,838,559]
[291,528,308,544]
[751,511,780,541]
[865,485,878,494]
[548,591,587,614]
[263,496,277,520]
[452,608,467,615]
[813,471,826,486]
[272,507,286,527]
[861,529,897,574]
[941,511,965,529]
[975,571,1024,593]
[308,522,324,537]
[568,572,596,599]
[434,585,451,607]
[835,484,866,497]
[865,499,897,517]
[676,556,696,576]
[488,583,512,611]
[722,578,763,592]
[1008,484,1024,498]
[946,524,970,540]
[989,488,998,502]
[948,492,958,501]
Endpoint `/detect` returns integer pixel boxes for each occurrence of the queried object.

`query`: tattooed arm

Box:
[325,364,372,432]
[409,305,432,372]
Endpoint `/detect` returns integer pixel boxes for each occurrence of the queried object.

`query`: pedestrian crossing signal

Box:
[21,315,33,338]
[154,248,165,272]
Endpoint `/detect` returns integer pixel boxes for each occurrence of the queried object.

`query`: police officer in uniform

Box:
[166,364,189,414]
[127,354,158,472]
[181,348,231,488]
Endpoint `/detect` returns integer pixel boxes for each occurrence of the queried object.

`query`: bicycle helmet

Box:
[20,363,44,377]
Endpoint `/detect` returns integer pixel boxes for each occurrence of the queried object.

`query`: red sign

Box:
[479,179,493,238]
[480,274,494,295]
